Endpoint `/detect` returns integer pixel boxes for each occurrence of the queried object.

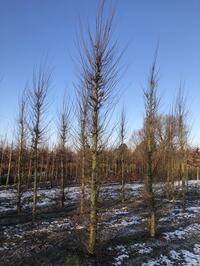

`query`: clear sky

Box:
[0,0,200,145]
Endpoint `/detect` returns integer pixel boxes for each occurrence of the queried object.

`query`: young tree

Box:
[57,94,71,208]
[175,87,188,211]
[76,86,89,215]
[163,114,176,200]
[28,63,51,222]
[6,141,13,187]
[78,2,121,254]
[16,90,27,214]
[118,108,127,202]
[143,53,159,237]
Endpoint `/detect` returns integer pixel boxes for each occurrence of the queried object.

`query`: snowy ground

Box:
[0,181,200,265]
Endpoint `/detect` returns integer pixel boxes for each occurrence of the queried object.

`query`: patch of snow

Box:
[131,243,153,254]
[163,223,200,241]
[108,215,140,228]
[170,250,181,260]
[187,207,200,213]
[144,245,200,266]
[142,255,172,266]
[113,245,129,266]
[194,244,200,254]
[182,249,200,266]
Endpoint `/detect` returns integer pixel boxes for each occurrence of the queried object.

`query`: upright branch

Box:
[144,52,159,238]
[78,1,121,255]
[28,63,51,222]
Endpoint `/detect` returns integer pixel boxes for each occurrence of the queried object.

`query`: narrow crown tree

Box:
[144,53,159,238]
[16,90,27,214]
[118,108,127,202]
[175,87,188,211]
[78,2,121,254]
[58,94,71,208]
[76,85,89,215]
[28,64,51,222]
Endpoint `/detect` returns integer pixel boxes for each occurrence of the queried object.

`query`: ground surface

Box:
[0,181,200,265]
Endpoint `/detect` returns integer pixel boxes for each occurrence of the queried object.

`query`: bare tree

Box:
[57,93,71,208]
[118,108,127,202]
[163,114,176,200]
[28,63,51,222]
[76,85,89,215]
[6,141,13,187]
[78,1,121,254]
[175,86,188,211]
[143,52,159,237]
[16,90,27,214]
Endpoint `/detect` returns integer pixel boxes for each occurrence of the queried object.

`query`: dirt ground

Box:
[0,181,200,265]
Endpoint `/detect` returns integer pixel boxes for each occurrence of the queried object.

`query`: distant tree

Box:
[175,87,189,211]
[163,114,177,199]
[16,90,27,214]
[118,108,127,202]
[6,140,13,187]
[28,63,51,222]
[57,93,71,208]
[76,85,89,215]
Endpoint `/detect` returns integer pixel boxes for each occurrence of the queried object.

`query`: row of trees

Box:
[0,1,197,255]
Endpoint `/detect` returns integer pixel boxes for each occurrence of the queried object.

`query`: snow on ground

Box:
[0,215,85,253]
[0,183,144,215]
[0,186,81,214]
[1,180,200,265]
[1,180,199,215]
[163,223,200,241]
[131,243,153,255]
[101,207,141,228]
[159,208,196,223]
[107,215,141,228]
[143,245,200,266]
[112,245,129,266]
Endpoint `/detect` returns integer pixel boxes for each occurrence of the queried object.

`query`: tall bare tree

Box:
[78,1,121,254]
[144,52,159,237]
[118,108,127,202]
[58,93,71,208]
[76,86,89,215]
[6,140,13,187]
[175,87,188,211]
[16,90,27,214]
[28,63,51,221]
[164,114,176,200]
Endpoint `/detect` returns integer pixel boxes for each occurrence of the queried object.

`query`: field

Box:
[1,181,200,265]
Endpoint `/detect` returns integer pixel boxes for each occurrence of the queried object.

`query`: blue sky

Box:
[0,0,200,145]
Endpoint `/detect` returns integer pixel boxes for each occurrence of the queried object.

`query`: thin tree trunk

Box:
[6,144,13,187]
[80,150,86,215]
[60,153,65,208]
[32,148,38,222]
[88,107,98,254]
[17,144,23,214]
